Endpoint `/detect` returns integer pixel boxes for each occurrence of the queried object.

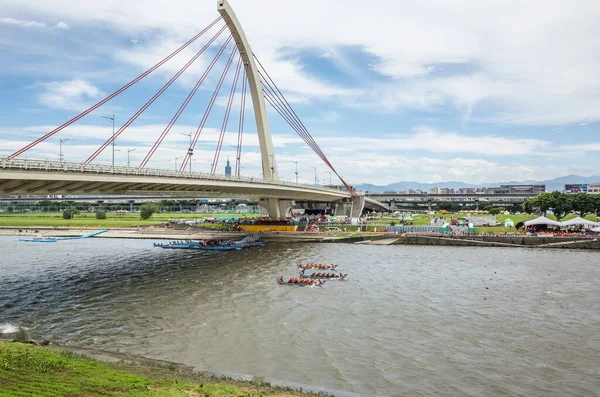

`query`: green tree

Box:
[592,195,600,216]
[62,207,80,220]
[569,193,595,217]
[547,191,571,220]
[488,207,501,216]
[95,211,107,220]
[140,203,160,220]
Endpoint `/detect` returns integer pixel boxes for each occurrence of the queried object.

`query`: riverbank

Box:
[0,341,333,397]
[1,226,599,249]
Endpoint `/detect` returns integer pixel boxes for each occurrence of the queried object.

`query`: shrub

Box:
[140,203,160,220]
[62,207,80,220]
[95,211,107,220]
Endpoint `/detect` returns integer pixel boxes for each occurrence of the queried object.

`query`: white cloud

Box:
[36,79,103,110]
[0,17,46,28]
[55,21,70,29]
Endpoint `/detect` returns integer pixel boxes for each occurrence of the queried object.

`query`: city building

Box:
[224,158,232,177]
[487,185,546,194]
[587,184,600,194]
[430,187,440,194]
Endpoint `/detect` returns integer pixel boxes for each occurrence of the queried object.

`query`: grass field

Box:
[0,212,260,227]
[0,341,327,397]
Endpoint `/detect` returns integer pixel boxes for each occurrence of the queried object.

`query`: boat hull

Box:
[300,273,347,280]
[275,278,326,287]
[296,263,338,270]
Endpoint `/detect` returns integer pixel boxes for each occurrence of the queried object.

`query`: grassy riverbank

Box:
[0,212,259,228]
[0,341,330,397]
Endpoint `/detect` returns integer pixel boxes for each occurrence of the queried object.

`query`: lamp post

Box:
[175,156,183,171]
[327,171,332,186]
[290,161,299,184]
[127,148,136,167]
[101,114,116,168]
[59,138,70,162]
[181,132,193,172]
[313,166,318,186]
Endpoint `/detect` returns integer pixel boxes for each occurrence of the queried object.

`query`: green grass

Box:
[0,212,260,228]
[0,341,330,397]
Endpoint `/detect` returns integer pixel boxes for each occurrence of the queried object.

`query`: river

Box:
[1,236,599,396]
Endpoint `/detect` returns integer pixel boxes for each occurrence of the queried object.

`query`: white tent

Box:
[524,216,562,227]
[560,216,600,228]
[591,227,600,233]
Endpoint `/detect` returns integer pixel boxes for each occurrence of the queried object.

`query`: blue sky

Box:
[1,0,599,185]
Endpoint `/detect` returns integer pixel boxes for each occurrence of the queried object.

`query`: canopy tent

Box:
[403,216,414,221]
[523,216,562,227]
[504,217,515,227]
[560,216,600,228]
[591,227,600,233]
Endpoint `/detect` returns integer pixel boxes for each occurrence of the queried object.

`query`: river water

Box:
[1,236,599,396]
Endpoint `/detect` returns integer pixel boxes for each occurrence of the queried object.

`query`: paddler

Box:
[279,276,284,283]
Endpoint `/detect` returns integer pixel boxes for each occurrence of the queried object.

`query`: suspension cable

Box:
[235,68,248,177]
[139,34,233,169]
[85,25,228,165]
[8,16,223,160]
[179,46,237,172]
[211,57,243,174]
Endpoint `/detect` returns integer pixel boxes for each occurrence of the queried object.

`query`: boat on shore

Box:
[20,230,108,243]
[235,217,298,232]
[275,277,326,287]
[300,272,348,280]
[297,263,338,270]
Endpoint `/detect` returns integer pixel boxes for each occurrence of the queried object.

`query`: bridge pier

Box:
[259,198,295,218]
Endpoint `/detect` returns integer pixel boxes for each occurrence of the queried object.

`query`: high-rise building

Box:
[225,158,232,177]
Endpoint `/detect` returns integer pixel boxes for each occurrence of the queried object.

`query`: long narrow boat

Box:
[153,240,197,249]
[20,230,108,243]
[300,272,348,280]
[296,263,338,270]
[275,278,326,287]
[191,244,241,251]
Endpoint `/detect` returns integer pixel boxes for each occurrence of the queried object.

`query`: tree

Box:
[592,194,600,216]
[569,193,595,217]
[488,207,501,216]
[140,203,160,220]
[63,207,80,220]
[547,191,571,221]
[95,211,107,220]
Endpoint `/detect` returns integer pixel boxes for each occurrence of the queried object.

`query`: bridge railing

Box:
[0,157,346,194]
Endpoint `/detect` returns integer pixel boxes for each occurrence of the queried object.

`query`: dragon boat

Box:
[296,263,338,270]
[275,278,326,287]
[300,272,348,280]
[153,240,197,249]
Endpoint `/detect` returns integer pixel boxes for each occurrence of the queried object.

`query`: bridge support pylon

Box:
[259,198,295,218]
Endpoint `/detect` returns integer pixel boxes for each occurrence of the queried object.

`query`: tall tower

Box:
[225,157,232,177]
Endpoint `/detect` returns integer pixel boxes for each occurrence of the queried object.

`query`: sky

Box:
[1,0,599,186]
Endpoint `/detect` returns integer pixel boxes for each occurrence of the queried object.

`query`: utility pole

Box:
[127,148,136,167]
[59,138,69,162]
[101,114,116,168]
[181,132,193,172]
[291,161,299,184]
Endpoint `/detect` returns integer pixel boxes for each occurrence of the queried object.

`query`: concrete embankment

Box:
[381,235,600,250]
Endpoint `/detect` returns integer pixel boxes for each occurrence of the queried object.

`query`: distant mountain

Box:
[356,175,600,193]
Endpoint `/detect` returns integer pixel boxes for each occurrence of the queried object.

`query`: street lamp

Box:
[59,138,70,162]
[175,156,183,171]
[327,171,332,186]
[290,161,299,184]
[127,148,136,167]
[313,166,318,186]
[101,114,116,168]
[181,132,193,172]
